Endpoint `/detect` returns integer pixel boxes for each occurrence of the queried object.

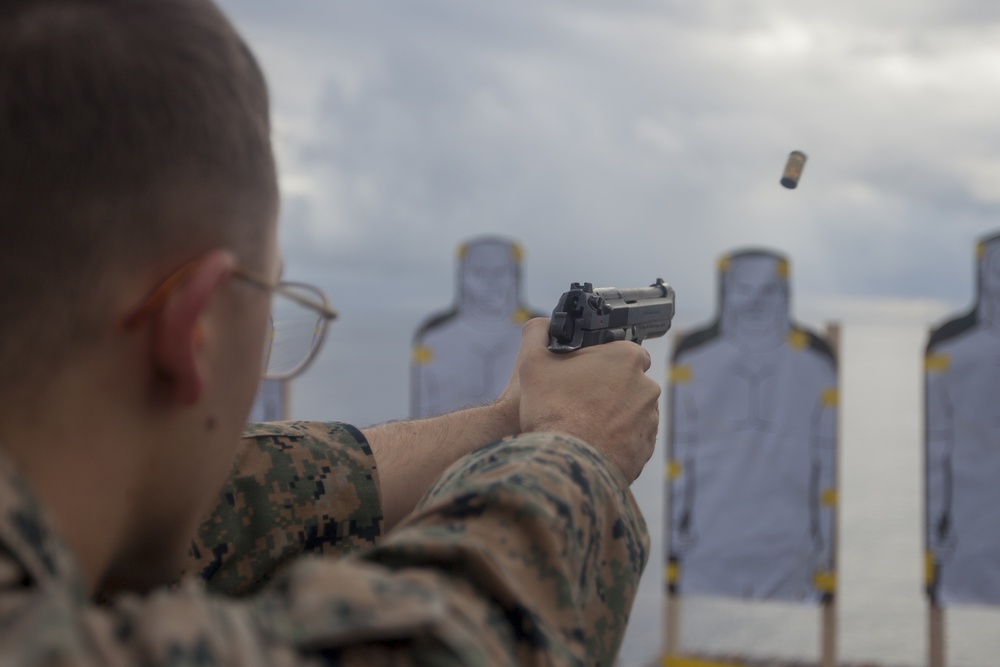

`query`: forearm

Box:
[364,432,649,665]
[363,395,519,531]
[368,316,659,531]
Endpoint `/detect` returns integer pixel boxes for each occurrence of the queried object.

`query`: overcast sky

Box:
[216,0,1000,424]
[216,3,1000,663]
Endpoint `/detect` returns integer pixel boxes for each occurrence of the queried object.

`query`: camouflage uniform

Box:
[0,421,648,665]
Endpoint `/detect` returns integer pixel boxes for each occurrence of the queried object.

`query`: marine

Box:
[0,0,660,664]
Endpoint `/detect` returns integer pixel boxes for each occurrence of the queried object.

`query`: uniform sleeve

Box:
[185,421,384,596]
[253,431,650,666]
[4,432,645,666]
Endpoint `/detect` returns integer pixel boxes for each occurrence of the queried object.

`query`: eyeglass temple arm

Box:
[277,284,338,320]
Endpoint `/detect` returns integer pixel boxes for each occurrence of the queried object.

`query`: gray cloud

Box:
[220,0,1000,310]
[216,0,1000,451]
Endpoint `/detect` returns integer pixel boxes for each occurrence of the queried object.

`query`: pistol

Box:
[548,278,676,353]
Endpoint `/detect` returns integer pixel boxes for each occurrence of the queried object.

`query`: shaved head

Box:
[0,0,278,392]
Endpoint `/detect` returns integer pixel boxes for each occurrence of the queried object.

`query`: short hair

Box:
[0,0,277,391]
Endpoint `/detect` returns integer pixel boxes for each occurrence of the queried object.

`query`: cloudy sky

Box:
[214,2,1000,663]
[217,0,1000,420]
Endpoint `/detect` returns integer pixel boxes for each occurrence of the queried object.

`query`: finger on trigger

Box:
[638,345,652,372]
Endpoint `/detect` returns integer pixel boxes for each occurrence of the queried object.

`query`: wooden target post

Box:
[928,602,944,667]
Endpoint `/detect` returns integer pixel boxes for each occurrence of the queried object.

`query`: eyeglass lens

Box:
[262,284,327,379]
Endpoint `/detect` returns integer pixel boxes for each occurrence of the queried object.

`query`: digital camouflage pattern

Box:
[0,422,648,665]
[186,421,384,595]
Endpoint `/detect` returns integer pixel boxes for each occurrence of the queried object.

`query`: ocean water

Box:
[618,322,1000,667]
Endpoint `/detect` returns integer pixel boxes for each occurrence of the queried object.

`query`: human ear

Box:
[150,250,236,405]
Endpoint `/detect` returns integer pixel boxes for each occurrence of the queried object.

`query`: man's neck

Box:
[0,369,144,594]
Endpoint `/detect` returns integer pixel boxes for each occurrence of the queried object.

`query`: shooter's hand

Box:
[515,318,660,484]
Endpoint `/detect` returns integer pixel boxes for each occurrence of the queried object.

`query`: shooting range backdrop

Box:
[666,248,839,604]
[925,231,1000,608]
[410,236,542,418]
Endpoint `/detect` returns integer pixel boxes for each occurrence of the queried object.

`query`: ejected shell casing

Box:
[780,150,807,189]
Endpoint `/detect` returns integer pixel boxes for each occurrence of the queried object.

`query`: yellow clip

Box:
[670,364,692,384]
[717,256,732,273]
[775,258,790,278]
[813,570,836,593]
[926,352,950,373]
[821,387,838,408]
[666,460,683,480]
[510,243,524,263]
[821,488,837,507]
[788,329,808,350]
[664,561,679,585]
[663,656,745,667]
[512,307,533,324]
[412,344,434,365]
[925,552,936,587]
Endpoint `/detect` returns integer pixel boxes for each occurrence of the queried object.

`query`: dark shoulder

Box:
[796,326,837,365]
[413,307,459,340]
[927,309,977,352]
[671,321,720,361]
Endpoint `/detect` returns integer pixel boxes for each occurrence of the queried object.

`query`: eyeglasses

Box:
[231,266,338,380]
[122,259,338,381]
